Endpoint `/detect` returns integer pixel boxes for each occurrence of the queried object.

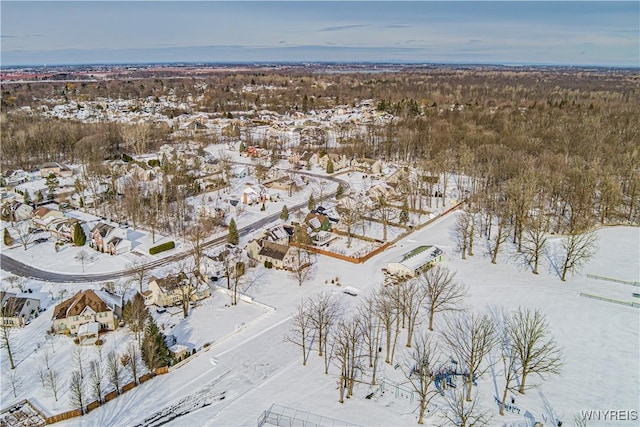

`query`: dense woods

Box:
[2,67,638,237]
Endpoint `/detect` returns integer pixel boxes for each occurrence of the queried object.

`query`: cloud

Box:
[318,24,368,32]
[384,24,411,29]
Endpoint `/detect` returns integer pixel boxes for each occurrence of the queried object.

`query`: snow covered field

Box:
[1,212,637,427]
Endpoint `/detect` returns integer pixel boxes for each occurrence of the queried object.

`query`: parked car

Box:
[156,307,167,314]
[34,237,49,244]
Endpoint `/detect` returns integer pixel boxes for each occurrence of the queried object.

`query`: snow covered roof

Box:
[398,245,443,272]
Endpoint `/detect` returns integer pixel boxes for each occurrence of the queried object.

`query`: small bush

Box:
[149,241,175,255]
[95,339,104,346]
[264,260,273,269]
[148,159,160,168]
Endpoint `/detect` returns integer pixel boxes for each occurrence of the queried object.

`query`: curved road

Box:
[0,169,350,283]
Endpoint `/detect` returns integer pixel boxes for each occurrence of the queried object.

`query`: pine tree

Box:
[4,228,14,246]
[326,159,334,174]
[400,199,410,225]
[307,194,316,211]
[280,205,289,221]
[335,183,345,199]
[35,190,44,204]
[73,222,86,246]
[45,173,59,200]
[141,317,170,370]
[23,191,31,205]
[227,218,239,246]
[239,142,246,153]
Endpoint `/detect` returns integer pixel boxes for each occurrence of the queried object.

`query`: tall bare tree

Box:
[14,221,33,251]
[357,296,383,385]
[560,230,598,282]
[0,298,17,369]
[403,334,442,424]
[127,341,141,384]
[106,350,122,395]
[309,291,342,368]
[440,387,493,427]
[88,359,103,404]
[332,315,363,402]
[372,195,398,242]
[421,265,467,331]
[521,209,549,274]
[508,308,563,394]
[47,369,61,401]
[284,299,313,366]
[69,370,86,414]
[443,312,497,402]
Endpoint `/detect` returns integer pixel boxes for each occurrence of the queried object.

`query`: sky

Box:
[1,1,638,67]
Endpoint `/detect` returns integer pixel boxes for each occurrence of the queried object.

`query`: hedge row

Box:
[149,241,175,255]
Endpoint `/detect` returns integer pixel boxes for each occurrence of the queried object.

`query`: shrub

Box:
[148,159,160,168]
[149,241,175,255]
[95,339,104,346]
[264,260,273,269]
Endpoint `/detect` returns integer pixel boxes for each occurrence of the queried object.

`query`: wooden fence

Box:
[45,409,81,425]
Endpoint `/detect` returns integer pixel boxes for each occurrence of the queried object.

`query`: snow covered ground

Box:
[1,212,637,427]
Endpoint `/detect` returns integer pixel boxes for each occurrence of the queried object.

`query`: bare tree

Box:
[69,370,86,414]
[289,246,314,287]
[493,309,519,416]
[127,341,141,384]
[127,259,149,293]
[332,316,363,403]
[0,298,16,369]
[14,221,33,251]
[372,195,399,242]
[488,201,512,264]
[38,365,48,387]
[508,308,563,394]
[443,312,497,402]
[75,250,90,273]
[309,291,342,374]
[8,369,21,398]
[521,210,549,274]
[400,278,426,348]
[106,350,122,395]
[421,265,467,331]
[88,359,103,404]
[454,210,475,259]
[374,286,398,365]
[440,387,493,427]
[560,231,598,281]
[123,292,148,346]
[357,295,383,385]
[47,369,61,401]
[336,196,364,248]
[403,333,442,424]
[284,299,313,366]
[73,345,85,379]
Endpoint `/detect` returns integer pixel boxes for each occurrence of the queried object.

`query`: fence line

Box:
[586,274,640,287]
[579,292,640,308]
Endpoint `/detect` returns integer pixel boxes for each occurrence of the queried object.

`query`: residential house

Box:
[90,222,116,252]
[0,292,40,327]
[4,169,30,186]
[254,241,296,270]
[90,222,132,255]
[0,201,33,222]
[385,245,444,278]
[351,158,382,175]
[48,217,80,242]
[51,289,118,337]
[247,224,294,259]
[318,153,349,172]
[31,206,65,229]
[146,272,211,308]
[39,162,73,178]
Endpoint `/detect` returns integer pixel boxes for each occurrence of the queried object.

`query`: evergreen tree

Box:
[73,222,86,246]
[335,183,345,199]
[141,317,170,370]
[326,159,334,174]
[4,228,14,246]
[35,190,44,204]
[45,173,59,200]
[400,199,410,225]
[307,194,316,211]
[23,191,31,205]
[227,218,239,246]
[239,142,246,153]
[280,205,289,221]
